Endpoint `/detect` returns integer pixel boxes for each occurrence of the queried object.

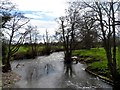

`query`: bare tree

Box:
[0,0,16,28]
[42,29,51,55]
[56,2,82,76]
[78,11,99,49]
[84,0,120,86]
[2,11,30,72]
[57,1,89,59]
[25,25,39,58]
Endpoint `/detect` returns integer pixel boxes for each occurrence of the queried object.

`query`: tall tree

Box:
[0,0,16,66]
[2,11,30,72]
[57,2,82,76]
[84,1,120,86]
[0,0,15,28]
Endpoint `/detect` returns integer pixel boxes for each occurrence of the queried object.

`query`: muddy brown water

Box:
[11,52,112,89]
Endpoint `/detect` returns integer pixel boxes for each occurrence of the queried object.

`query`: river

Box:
[11,52,112,89]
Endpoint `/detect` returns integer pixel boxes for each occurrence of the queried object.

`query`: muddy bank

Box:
[85,68,113,85]
[76,55,114,86]
[2,71,21,88]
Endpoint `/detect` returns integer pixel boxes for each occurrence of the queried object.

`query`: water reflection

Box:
[25,65,39,82]
[44,63,54,75]
[11,52,112,88]
[64,63,76,77]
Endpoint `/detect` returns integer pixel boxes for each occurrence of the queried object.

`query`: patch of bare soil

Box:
[2,71,21,88]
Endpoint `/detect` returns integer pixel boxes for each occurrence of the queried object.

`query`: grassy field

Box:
[73,47,120,78]
[17,45,63,54]
[11,45,64,60]
[19,46,43,53]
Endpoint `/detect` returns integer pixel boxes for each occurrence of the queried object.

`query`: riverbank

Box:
[2,71,21,88]
[72,48,120,85]
[12,45,64,60]
[85,67,113,85]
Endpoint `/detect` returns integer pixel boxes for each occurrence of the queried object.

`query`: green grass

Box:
[17,45,63,53]
[72,47,107,68]
[73,47,120,77]
[117,46,120,73]
[73,48,107,60]
[17,45,44,53]
[18,46,29,53]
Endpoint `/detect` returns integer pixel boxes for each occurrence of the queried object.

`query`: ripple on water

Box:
[11,52,112,89]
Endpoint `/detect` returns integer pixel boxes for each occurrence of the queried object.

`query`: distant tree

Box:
[25,25,39,58]
[79,11,99,49]
[42,29,51,55]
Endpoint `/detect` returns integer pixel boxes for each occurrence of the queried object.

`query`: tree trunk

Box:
[2,56,11,73]
[111,1,118,85]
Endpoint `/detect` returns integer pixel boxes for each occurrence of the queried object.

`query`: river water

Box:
[11,52,112,89]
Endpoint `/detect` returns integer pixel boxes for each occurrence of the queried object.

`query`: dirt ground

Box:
[2,71,21,88]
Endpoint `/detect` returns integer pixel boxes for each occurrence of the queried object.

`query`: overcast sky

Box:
[11,0,116,36]
[11,0,71,35]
